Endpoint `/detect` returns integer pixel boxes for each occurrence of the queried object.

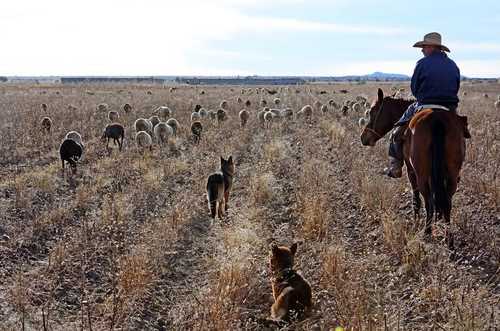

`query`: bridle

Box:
[365,99,385,140]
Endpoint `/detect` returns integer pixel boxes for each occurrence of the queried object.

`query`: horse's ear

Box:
[271,244,279,255]
[378,88,384,102]
[290,243,298,255]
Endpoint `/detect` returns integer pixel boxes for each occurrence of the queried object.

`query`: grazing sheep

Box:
[60,139,83,174]
[108,111,120,122]
[321,104,329,115]
[364,109,370,118]
[483,93,489,98]
[169,87,176,93]
[245,100,251,107]
[281,108,294,121]
[298,105,313,121]
[342,105,349,116]
[239,109,250,128]
[216,109,227,123]
[153,122,173,146]
[199,108,208,118]
[356,95,367,103]
[194,104,202,112]
[123,103,132,113]
[65,131,84,147]
[40,117,52,133]
[220,100,228,110]
[270,108,281,117]
[191,121,203,144]
[200,90,205,95]
[166,118,179,136]
[156,106,172,120]
[207,110,217,121]
[260,99,267,107]
[41,103,48,112]
[264,111,275,128]
[313,100,322,111]
[101,123,125,151]
[358,117,367,127]
[134,118,153,134]
[495,100,500,110]
[135,131,153,152]
[191,112,201,122]
[237,97,243,104]
[147,91,153,95]
[97,103,109,112]
[274,98,281,106]
[257,110,266,127]
[352,102,363,113]
[68,104,78,111]
[462,91,467,97]
[149,116,160,129]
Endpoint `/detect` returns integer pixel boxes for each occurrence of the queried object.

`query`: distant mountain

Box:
[364,72,410,80]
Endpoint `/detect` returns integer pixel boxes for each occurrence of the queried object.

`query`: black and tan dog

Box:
[269,243,312,321]
[206,156,234,219]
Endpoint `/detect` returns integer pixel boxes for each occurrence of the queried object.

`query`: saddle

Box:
[416,104,451,112]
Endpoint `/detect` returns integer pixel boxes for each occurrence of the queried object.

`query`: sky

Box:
[1,0,500,77]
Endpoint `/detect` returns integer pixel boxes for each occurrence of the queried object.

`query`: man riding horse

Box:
[384,32,471,178]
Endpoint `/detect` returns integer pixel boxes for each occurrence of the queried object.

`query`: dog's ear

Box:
[228,155,233,163]
[290,243,298,255]
[220,156,225,163]
[271,244,279,255]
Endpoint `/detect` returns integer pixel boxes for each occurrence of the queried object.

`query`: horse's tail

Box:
[430,116,449,216]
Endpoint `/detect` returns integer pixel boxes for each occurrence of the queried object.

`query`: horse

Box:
[361,88,468,238]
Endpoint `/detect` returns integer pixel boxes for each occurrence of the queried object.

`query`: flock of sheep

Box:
[37,86,500,175]
[36,91,375,175]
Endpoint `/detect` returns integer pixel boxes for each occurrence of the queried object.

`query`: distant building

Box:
[60,76,165,84]
[176,76,306,85]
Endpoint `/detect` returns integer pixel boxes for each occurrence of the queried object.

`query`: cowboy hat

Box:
[413,32,450,52]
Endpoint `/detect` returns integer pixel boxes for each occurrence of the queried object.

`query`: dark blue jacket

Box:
[411,51,460,107]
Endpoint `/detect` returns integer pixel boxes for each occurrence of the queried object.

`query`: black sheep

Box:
[102,123,125,151]
[60,139,83,173]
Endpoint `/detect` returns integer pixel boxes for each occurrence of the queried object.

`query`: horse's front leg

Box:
[405,158,421,219]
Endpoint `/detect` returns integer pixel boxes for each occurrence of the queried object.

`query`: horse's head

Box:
[360,88,408,146]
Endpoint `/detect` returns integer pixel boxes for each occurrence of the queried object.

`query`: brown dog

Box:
[269,243,312,321]
[206,156,235,219]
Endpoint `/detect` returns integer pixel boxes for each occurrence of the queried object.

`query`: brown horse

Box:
[360,89,420,216]
[361,88,468,237]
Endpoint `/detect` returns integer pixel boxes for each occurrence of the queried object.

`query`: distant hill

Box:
[364,72,410,80]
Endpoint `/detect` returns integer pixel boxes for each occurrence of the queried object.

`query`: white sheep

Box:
[321,104,329,115]
[65,131,84,147]
[135,131,153,152]
[239,109,250,128]
[495,100,500,110]
[297,105,313,121]
[40,117,52,133]
[156,106,172,120]
[352,102,363,113]
[264,111,275,128]
[280,108,294,121]
[191,112,201,122]
[153,122,173,146]
[313,100,322,111]
[166,118,179,136]
[216,109,227,123]
[358,117,367,127]
[220,100,229,110]
[97,103,109,112]
[207,110,217,121]
[134,118,153,134]
[257,109,266,128]
[108,111,119,122]
[274,98,281,106]
[199,108,208,118]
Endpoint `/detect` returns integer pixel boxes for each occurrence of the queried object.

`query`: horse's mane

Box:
[383,96,415,106]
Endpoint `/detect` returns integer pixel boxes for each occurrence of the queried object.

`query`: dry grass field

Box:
[0,81,498,330]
